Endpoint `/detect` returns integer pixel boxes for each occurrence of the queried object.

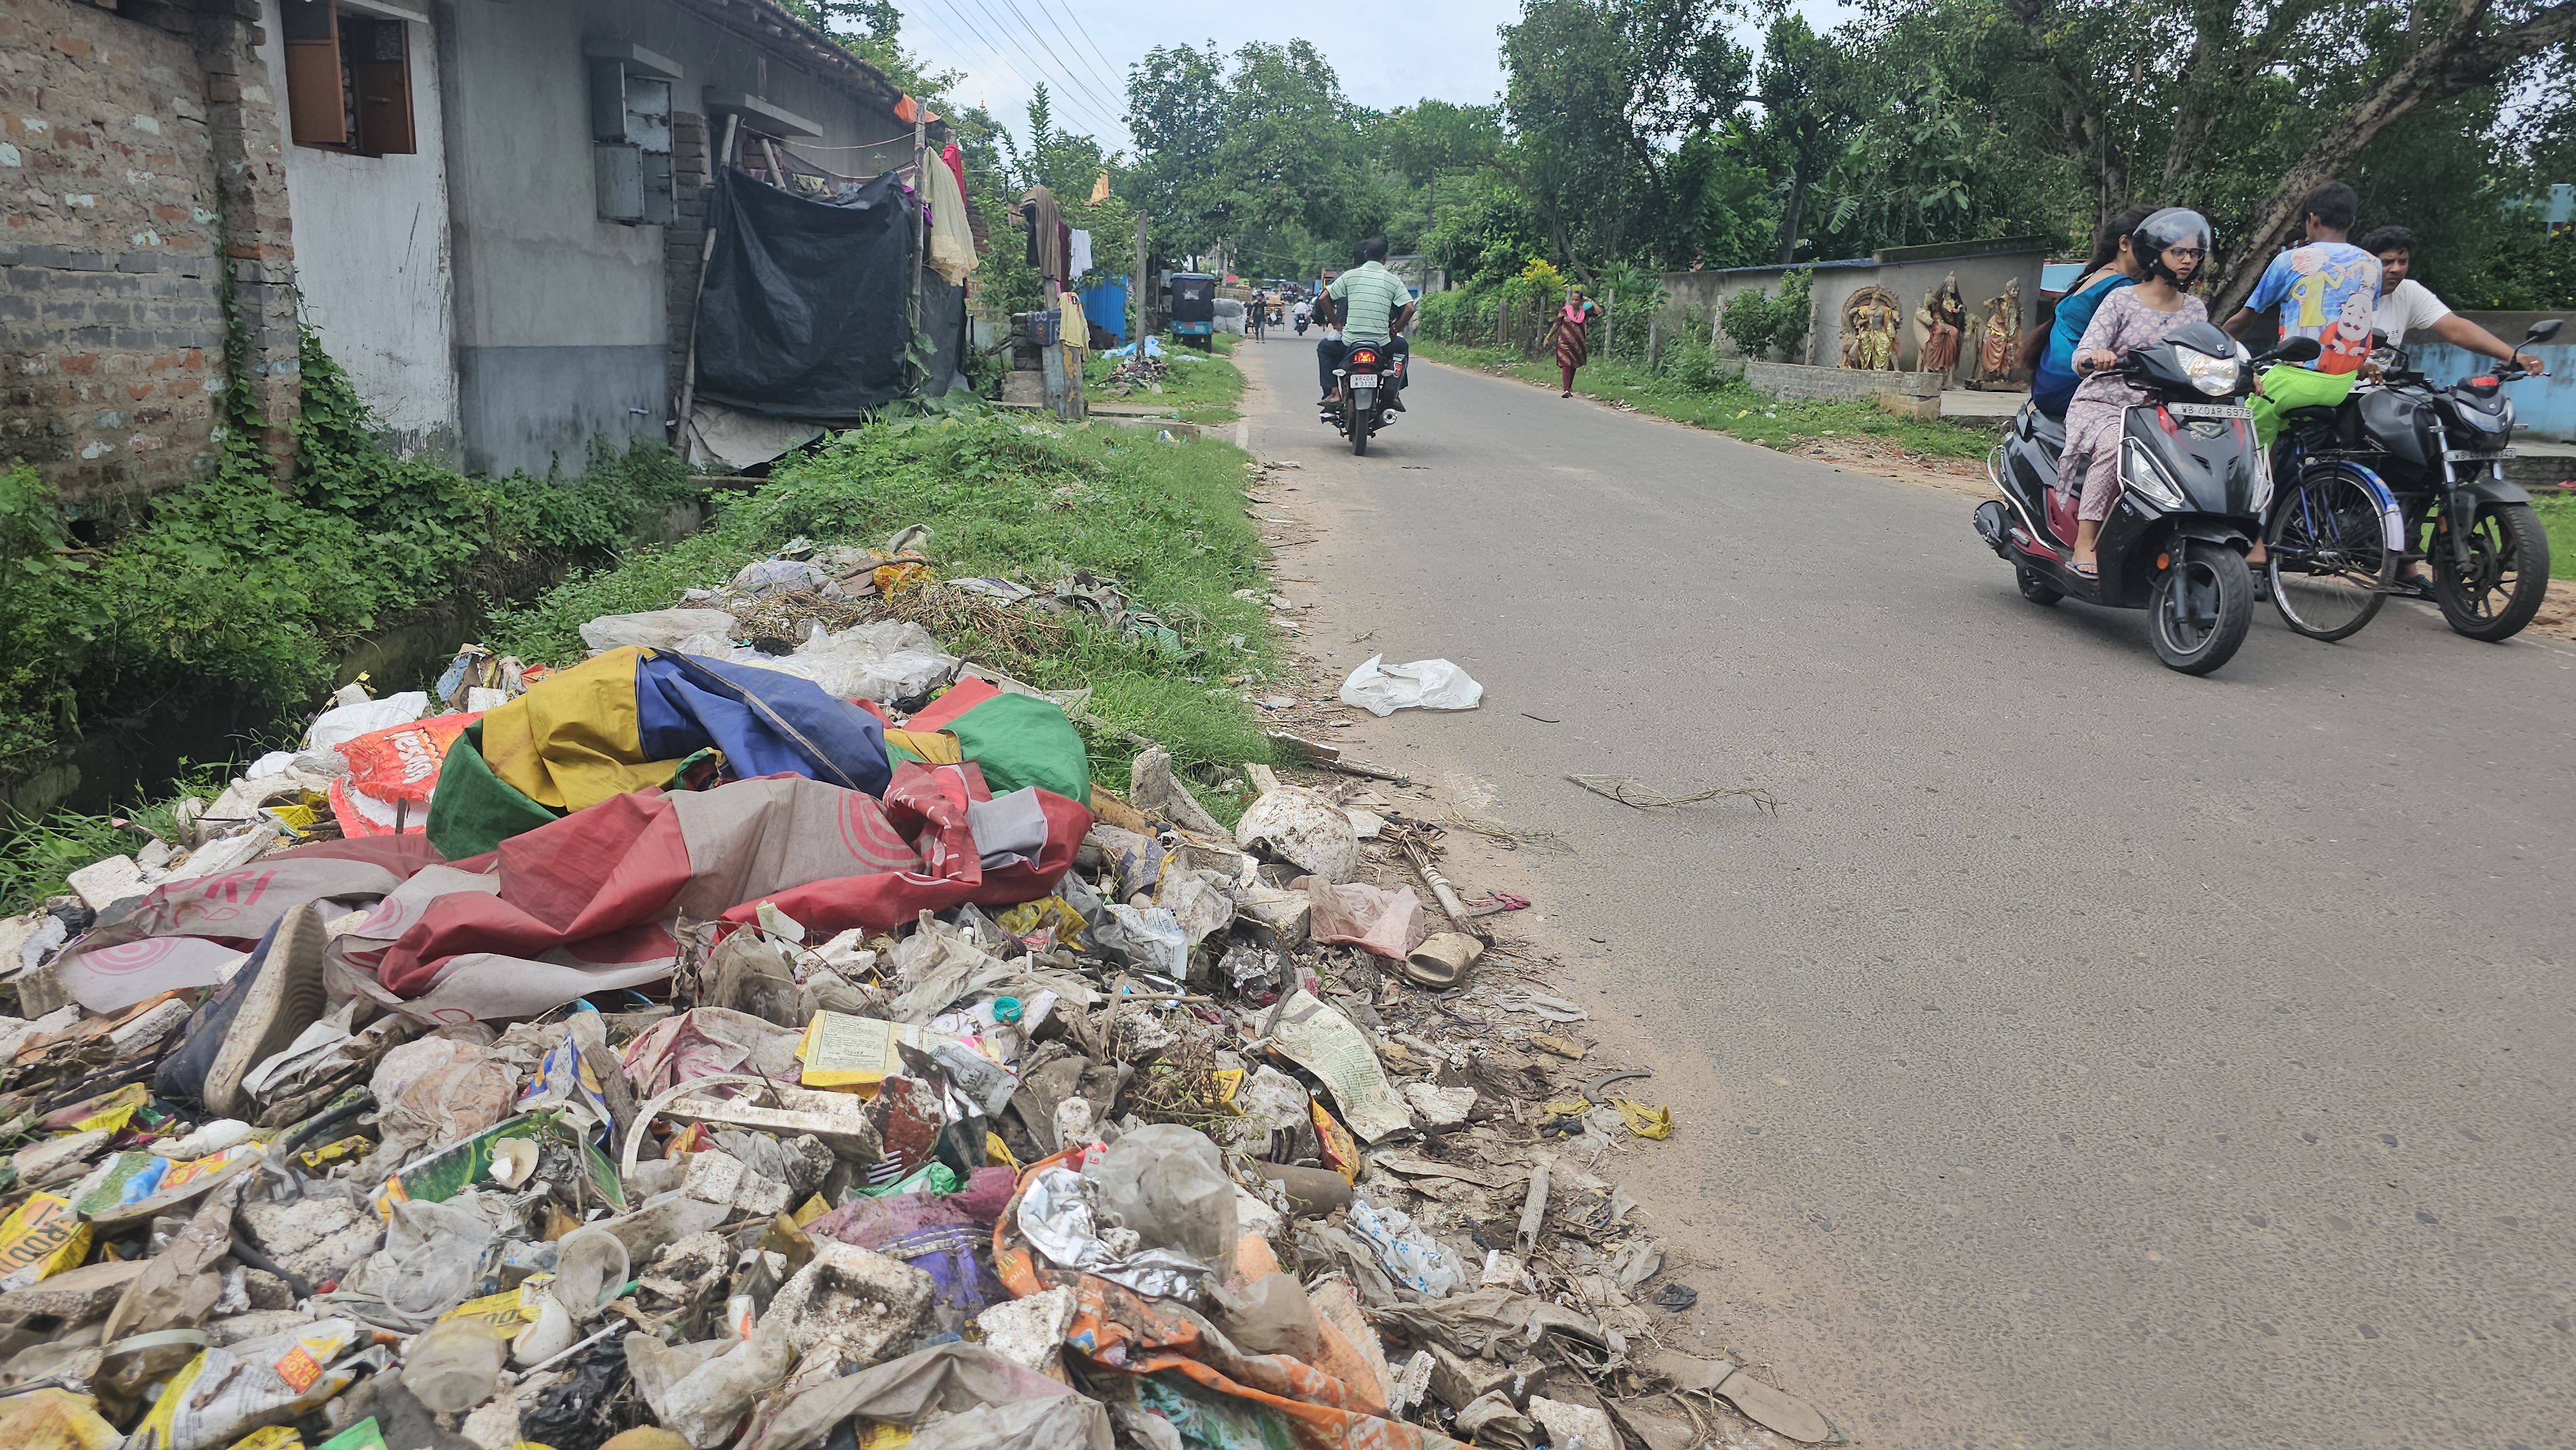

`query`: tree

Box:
[1500,0,1752,279]
[1752,12,1857,263]
[1126,44,1232,258]
[1380,100,1504,232]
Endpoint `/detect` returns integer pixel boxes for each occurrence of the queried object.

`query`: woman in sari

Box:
[1548,288,1599,397]
[2027,204,2153,417]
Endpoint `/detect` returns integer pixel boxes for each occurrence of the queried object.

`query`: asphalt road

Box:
[1229,338,2576,1449]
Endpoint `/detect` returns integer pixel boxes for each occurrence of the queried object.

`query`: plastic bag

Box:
[125,1319,372,1450]
[1088,1124,1237,1267]
[630,1326,793,1449]
[1337,655,1482,717]
[304,692,430,752]
[1347,1198,1463,1298]
[371,1037,518,1169]
[1302,878,1426,961]
[1091,905,1187,976]
[0,1193,90,1291]
[578,608,739,654]
[328,711,477,836]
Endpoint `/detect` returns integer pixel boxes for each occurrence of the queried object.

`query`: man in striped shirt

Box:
[1316,237,1417,411]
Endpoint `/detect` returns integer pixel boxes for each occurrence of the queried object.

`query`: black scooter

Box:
[1974,328,2322,674]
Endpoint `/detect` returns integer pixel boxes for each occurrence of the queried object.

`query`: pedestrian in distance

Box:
[1551,288,1600,397]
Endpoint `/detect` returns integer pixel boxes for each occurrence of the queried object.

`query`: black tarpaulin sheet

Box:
[696,167,916,420]
[917,274,967,397]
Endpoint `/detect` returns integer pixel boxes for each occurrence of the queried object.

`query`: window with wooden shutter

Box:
[281,0,347,148]
[350,17,415,155]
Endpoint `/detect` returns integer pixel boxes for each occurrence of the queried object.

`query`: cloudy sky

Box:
[889,0,1852,150]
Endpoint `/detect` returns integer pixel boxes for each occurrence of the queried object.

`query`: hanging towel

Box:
[1068,229,1094,280]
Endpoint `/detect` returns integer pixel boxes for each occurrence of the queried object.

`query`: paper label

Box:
[1264,990,1414,1142]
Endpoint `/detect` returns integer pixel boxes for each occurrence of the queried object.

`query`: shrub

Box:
[1721,287,1779,359]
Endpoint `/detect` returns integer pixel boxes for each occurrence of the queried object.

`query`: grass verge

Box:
[1084,336,1247,426]
[2531,491,2576,579]
[4,409,1284,914]
[488,408,1282,808]
[1413,339,2001,460]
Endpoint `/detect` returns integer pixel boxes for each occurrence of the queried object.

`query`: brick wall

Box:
[663,106,708,427]
[0,0,294,522]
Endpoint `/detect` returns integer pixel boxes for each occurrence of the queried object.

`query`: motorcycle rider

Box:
[1318,238,1416,415]
[2360,225,2548,376]
[2060,208,2215,578]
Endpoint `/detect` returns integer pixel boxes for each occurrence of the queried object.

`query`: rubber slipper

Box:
[1402,931,1483,987]
[2072,561,2099,579]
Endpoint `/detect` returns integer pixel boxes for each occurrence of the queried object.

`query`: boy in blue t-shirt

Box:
[2224,180,2382,442]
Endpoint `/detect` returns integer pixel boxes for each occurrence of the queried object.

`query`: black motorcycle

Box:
[1329,343,1399,455]
[1975,328,2322,674]
[2268,317,2559,643]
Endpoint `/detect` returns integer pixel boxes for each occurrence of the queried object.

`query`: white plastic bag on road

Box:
[1338,655,1482,717]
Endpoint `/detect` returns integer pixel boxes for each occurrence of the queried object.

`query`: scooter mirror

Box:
[2274,337,2324,364]
[2524,318,2562,344]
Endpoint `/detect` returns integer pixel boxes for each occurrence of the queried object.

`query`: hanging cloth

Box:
[925,148,978,286]
[1068,229,1094,280]
[1019,185,1065,283]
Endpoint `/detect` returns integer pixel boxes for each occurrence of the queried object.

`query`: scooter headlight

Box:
[2178,345,2239,395]
[2123,439,2190,511]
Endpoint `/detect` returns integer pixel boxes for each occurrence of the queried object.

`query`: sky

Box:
[887,0,1853,153]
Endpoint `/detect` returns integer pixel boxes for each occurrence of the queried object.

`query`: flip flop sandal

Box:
[2072,561,2100,578]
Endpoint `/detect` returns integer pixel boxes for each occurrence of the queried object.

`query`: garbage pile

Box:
[0,548,1838,1449]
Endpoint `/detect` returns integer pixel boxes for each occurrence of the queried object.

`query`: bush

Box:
[0,328,697,775]
[1721,287,1779,359]
[1773,265,1816,361]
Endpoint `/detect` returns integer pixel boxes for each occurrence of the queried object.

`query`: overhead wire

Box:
[988,0,1126,133]
[1037,0,1124,93]
[938,0,1118,135]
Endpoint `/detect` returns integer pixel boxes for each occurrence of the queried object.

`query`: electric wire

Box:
[965,0,1126,135]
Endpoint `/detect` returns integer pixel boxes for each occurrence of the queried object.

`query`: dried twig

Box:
[1439,813,1573,854]
[1564,775,1779,813]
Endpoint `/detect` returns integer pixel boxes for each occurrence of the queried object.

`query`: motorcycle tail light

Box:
[2470,377,2497,388]
[1351,350,1378,365]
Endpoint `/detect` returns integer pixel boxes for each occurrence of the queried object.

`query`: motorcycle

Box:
[1294,311,1310,337]
[1974,327,2321,674]
[1328,342,1401,455]
[2268,317,2559,643]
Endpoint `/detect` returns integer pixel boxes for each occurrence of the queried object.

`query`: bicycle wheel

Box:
[2266,467,2395,641]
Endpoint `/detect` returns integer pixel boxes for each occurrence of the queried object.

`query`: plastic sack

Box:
[1235,788,1360,882]
[1090,1123,1238,1267]
[781,620,958,702]
[1347,1198,1463,1299]
[304,692,430,752]
[0,1193,90,1291]
[726,558,829,599]
[1014,1167,1213,1300]
[578,608,739,654]
[337,1195,499,1325]
[328,710,477,836]
[371,1036,519,1169]
[1302,878,1426,961]
[1337,655,1482,717]
[124,1319,371,1450]
[1091,905,1187,976]
[630,1326,793,1449]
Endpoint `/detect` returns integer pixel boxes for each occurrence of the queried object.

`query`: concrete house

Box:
[3,0,938,514]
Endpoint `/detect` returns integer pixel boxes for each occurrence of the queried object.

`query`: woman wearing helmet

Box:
[2055,207,2212,577]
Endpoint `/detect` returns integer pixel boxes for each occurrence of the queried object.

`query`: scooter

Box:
[1973,328,2322,674]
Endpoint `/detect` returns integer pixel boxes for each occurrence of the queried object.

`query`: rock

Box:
[636,1230,734,1316]
[1233,883,1312,950]
[760,1239,935,1364]
[679,1149,791,1216]
[10,1129,111,1187]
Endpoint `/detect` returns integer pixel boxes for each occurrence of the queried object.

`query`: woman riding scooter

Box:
[2060,208,2215,577]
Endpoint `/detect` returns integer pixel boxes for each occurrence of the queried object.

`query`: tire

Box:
[2432,502,2549,642]
[2016,566,2063,605]
[1352,412,1371,456]
[2266,468,2394,642]
[2149,544,2255,675]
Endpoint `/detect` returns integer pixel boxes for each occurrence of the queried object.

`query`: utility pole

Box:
[1133,212,1148,347]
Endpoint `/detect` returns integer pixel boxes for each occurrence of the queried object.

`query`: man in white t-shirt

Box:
[2360,225,2548,375]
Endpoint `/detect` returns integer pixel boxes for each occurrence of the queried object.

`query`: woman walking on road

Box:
[1550,287,1599,397]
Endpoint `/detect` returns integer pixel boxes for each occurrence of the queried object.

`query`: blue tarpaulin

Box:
[1078,275,1130,343]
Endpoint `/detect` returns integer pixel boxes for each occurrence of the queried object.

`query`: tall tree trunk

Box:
[1777,169,1807,265]
[2209,0,2576,315]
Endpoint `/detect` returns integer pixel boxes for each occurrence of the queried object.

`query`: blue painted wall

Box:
[2403,311,2576,442]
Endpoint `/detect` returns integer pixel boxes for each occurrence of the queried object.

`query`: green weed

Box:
[1412,339,2000,460]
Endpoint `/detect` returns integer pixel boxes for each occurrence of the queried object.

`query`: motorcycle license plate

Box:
[2441,447,2513,462]
[2166,403,2251,419]
[1351,377,1378,390]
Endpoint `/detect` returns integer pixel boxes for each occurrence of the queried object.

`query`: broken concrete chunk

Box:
[1528,1395,1618,1450]
[636,1230,734,1317]
[1400,1083,1477,1127]
[1427,1339,1515,1411]
[598,1191,733,1265]
[237,1194,384,1286]
[760,1239,934,1364]
[1130,746,1229,839]
[65,856,144,912]
[1233,883,1312,950]
[679,1149,791,1216]
[0,1256,147,1329]
[12,1129,111,1187]
[974,1283,1075,1376]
